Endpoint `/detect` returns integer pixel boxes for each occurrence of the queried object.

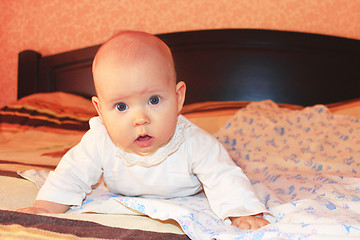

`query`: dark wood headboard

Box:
[18,29,360,106]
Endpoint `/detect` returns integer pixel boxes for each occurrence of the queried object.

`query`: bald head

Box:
[92,31,176,96]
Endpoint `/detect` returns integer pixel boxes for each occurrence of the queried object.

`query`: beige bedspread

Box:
[1,92,360,239]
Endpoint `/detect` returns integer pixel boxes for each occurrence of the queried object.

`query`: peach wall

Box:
[1,0,359,107]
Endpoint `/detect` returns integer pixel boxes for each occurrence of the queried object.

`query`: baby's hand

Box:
[17,207,50,214]
[229,213,270,230]
[17,200,69,214]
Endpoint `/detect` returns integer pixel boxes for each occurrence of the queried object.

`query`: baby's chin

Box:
[119,145,158,157]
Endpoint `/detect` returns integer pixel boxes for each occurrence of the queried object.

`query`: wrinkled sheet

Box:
[20,101,360,240]
[21,170,360,239]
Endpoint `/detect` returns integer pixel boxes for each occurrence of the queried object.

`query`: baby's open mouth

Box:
[137,135,151,141]
[135,135,153,148]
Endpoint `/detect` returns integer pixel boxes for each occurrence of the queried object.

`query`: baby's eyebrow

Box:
[106,88,164,103]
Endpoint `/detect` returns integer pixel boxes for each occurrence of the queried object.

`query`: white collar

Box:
[115,115,190,167]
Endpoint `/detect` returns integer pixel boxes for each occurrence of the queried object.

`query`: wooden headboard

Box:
[18,29,360,106]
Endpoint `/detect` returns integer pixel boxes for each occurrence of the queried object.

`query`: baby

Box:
[18,30,270,230]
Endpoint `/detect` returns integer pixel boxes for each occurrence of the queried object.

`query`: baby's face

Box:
[93,52,185,156]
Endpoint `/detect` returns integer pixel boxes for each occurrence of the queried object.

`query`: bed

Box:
[1,29,360,239]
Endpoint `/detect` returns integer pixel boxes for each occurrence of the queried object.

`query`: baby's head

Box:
[92,30,186,156]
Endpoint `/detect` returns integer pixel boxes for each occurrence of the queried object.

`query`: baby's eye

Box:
[149,96,161,105]
[115,102,128,111]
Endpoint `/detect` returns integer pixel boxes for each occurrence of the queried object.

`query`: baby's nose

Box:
[133,111,150,126]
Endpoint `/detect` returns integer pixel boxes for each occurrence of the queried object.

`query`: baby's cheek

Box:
[156,122,177,142]
[108,129,130,148]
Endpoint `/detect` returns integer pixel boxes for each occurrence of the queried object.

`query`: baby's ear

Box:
[92,96,104,121]
[176,81,186,113]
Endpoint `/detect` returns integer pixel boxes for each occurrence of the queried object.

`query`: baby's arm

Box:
[17,120,105,215]
[17,200,70,214]
[229,213,269,230]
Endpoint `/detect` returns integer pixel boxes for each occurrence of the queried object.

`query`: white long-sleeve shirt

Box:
[37,115,267,220]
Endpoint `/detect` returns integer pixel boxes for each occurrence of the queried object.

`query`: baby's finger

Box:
[254,217,270,229]
[17,207,35,214]
[17,207,49,214]
[236,221,251,230]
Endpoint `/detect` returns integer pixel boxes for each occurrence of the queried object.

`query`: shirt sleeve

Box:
[189,127,268,220]
[36,117,104,206]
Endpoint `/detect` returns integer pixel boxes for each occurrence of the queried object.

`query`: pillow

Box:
[0,92,97,133]
[182,99,360,134]
[182,101,303,134]
[328,98,360,119]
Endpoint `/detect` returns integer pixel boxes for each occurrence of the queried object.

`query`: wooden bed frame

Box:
[18,29,360,106]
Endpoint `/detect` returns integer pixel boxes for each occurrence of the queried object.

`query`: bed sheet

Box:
[1,92,360,240]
